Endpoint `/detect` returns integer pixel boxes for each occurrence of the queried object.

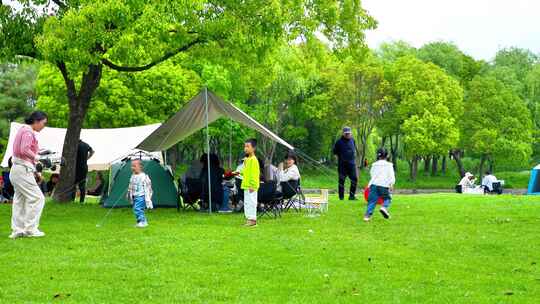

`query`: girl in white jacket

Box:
[365,148,395,222]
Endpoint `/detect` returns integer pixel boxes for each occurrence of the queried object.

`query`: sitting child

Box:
[127,159,153,228]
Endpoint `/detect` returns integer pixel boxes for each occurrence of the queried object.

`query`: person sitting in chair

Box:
[458,172,476,191]
[482,171,500,194]
[200,153,224,212]
[87,172,104,196]
[278,153,301,183]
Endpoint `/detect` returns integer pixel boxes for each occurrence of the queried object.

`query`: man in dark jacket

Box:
[75,139,94,203]
[333,127,358,200]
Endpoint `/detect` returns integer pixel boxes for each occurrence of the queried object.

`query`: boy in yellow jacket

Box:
[241,138,260,227]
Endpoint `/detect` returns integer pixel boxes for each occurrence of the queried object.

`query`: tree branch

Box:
[101,38,204,72]
[56,61,77,104]
[51,0,67,9]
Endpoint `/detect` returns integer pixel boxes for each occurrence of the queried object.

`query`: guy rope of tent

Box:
[137,88,295,214]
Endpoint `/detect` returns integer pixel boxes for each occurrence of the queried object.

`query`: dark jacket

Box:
[333,137,356,164]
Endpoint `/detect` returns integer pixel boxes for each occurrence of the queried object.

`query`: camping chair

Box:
[231,178,244,211]
[281,180,306,212]
[178,178,202,211]
[304,189,329,216]
[257,181,282,218]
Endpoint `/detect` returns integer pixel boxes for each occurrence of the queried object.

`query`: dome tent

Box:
[527,164,540,195]
[101,153,178,208]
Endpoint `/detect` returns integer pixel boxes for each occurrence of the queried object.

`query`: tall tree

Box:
[462,75,533,174]
[1,0,375,202]
[330,54,391,169]
[387,56,463,181]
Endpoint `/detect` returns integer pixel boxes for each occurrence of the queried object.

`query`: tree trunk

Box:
[389,135,399,172]
[423,156,431,174]
[53,63,102,202]
[410,156,418,182]
[451,149,465,177]
[441,156,447,175]
[478,155,486,180]
[431,155,438,176]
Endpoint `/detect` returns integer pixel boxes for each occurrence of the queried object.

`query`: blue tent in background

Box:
[527,165,540,195]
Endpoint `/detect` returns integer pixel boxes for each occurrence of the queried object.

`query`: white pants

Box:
[243,190,258,221]
[10,163,45,234]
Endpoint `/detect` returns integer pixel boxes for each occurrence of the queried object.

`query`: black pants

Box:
[75,169,88,203]
[338,162,358,199]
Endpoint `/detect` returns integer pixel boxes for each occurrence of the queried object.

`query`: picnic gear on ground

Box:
[10,158,45,237]
[102,158,177,208]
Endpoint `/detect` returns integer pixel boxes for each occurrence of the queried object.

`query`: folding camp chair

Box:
[281,180,305,212]
[257,181,282,218]
[305,189,329,216]
[178,178,202,211]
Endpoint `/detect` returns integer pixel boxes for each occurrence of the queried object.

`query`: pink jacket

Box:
[12,125,38,164]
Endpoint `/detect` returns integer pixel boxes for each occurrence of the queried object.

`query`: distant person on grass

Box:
[240,138,260,227]
[458,172,476,191]
[333,127,358,201]
[481,171,498,193]
[364,148,395,222]
[127,159,153,228]
[9,111,48,239]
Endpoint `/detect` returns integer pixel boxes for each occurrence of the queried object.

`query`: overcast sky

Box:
[362,0,540,60]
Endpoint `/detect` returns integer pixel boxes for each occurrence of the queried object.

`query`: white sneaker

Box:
[379,207,391,219]
[135,222,148,228]
[25,230,45,238]
[363,216,371,222]
[8,232,24,239]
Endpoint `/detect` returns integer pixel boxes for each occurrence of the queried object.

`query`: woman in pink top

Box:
[9,111,48,239]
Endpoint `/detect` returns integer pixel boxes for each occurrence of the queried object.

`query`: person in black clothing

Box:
[200,153,224,212]
[333,127,358,200]
[75,139,94,203]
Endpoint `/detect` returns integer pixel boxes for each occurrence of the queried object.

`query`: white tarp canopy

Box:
[1,122,162,171]
[137,90,294,151]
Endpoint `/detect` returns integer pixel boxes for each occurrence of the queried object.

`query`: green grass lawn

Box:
[1,194,539,303]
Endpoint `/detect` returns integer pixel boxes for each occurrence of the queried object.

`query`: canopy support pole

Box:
[205,87,212,214]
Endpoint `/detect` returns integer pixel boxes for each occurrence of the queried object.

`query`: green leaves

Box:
[463,75,533,167]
